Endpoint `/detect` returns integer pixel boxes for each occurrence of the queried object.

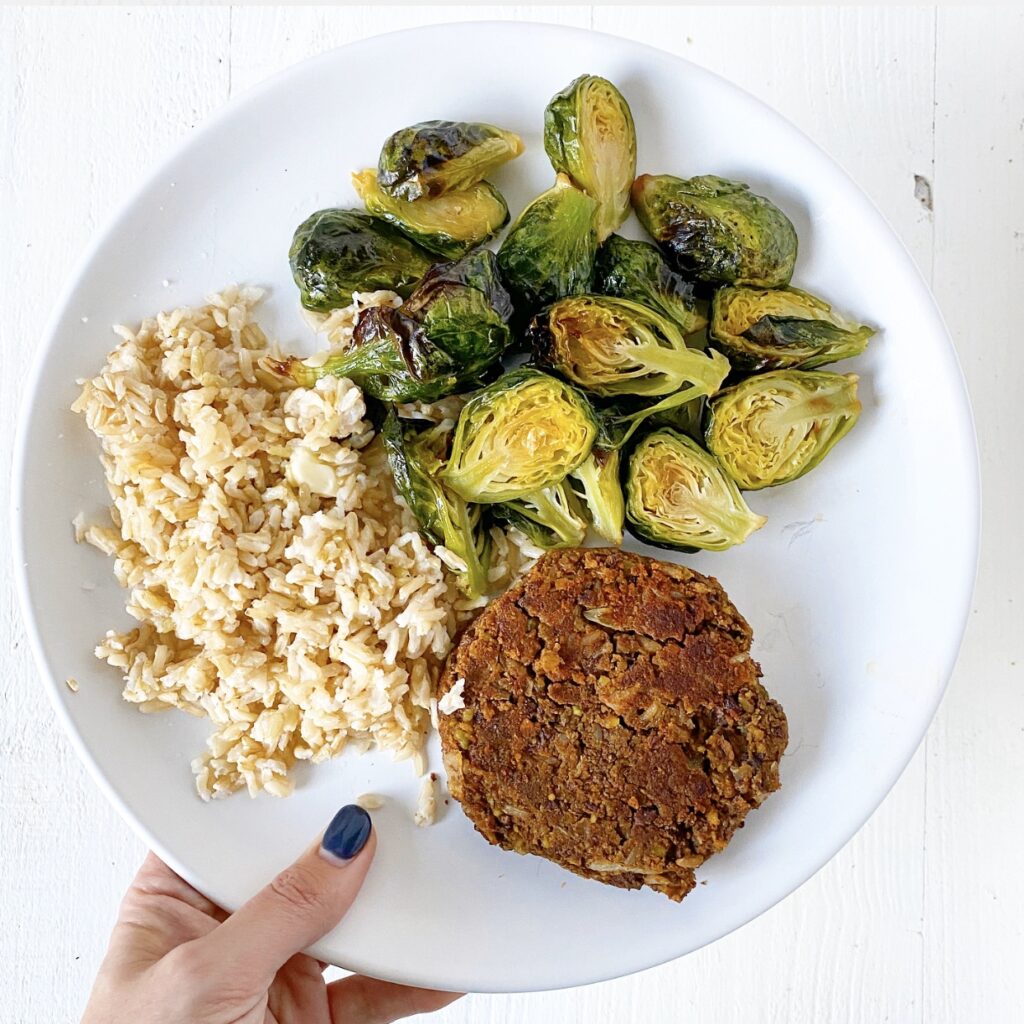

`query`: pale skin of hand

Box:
[81,822,461,1024]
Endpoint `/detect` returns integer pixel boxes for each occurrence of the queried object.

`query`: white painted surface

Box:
[0,6,1019,1022]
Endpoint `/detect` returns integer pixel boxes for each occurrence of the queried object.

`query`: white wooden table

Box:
[2,7,1021,1022]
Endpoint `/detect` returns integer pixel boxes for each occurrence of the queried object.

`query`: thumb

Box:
[205,804,375,984]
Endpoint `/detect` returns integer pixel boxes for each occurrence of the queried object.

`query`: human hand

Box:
[82,805,461,1023]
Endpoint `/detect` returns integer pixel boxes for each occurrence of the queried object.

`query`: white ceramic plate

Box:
[13,23,978,993]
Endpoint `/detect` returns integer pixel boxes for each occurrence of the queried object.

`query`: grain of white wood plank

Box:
[924,7,1024,1021]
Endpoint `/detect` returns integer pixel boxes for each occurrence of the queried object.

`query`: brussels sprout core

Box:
[626,428,766,551]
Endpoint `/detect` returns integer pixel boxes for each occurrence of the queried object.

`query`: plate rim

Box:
[11,19,982,993]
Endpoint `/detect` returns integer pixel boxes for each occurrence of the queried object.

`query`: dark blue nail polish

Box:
[321,804,372,862]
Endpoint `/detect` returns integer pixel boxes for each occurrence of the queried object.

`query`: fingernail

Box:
[320,804,372,865]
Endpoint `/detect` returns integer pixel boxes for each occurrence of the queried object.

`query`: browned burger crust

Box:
[438,547,788,901]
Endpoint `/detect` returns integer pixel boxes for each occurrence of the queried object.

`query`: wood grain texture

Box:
[0,7,1017,1023]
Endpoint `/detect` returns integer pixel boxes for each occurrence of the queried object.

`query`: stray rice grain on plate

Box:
[72,286,534,802]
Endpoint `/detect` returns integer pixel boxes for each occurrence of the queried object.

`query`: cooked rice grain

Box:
[73,286,535,801]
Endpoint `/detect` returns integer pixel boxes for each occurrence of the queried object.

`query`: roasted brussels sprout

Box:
[631,174,798,287]
[382,411,490,596]
[530,295,727,399]
[444,367,598,503]
[493,480,588,549]
[626,428,766,551]
[497,173,598,311]
[705,370,861,490]
[594,234,708,337]
[568,447,624,544]
[289,208,434,312]
[544,75,636,243]
[710,286,875,372]
[274,249,513,402]
[377,120,524,201]
[351,169,509,259]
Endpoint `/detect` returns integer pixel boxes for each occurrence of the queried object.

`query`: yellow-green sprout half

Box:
[710,285,875,372]
[352,169,509,259]
[626,428,766,551]
[377,120,523,201]
[443,367,598,503]
[705,370,861,490]
[544,75,637,242]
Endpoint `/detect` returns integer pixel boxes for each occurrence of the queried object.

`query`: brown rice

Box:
[73,286,537,801]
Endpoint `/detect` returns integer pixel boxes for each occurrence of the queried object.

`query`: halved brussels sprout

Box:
[594,234,708,338]
[544,75,637,243]
[631,174,798,287]
[493,480,588,549]
[705,370,861,490]
[710,286,875,371]
[289,208,434,312]
[377,120,524,201]
[443,367,598,503]
[351,169,509,259]
[569,447,624,544]
[274,249,513,403]
[626,428,766,551]
[497,173,598,311]
[382,411,490,596]
[530,295,727,399]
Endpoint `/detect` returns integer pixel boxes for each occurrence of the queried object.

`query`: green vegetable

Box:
[530,294,727,399]
[351,169,509,259]
[529,294,729,445]
[594,234,707,338]
[497,173,598,311]
[274,248,513,402]
[569,447,624,544]
[444,367,598,503]
[710,285,875,371]
[631,174,798,287]
[289,208,434,312]
[544,75,636,243]
[377,120,524,201]
[626,427,766,551]
[382,411,490,596]
[705,370,861,490]
[493,481,588,549]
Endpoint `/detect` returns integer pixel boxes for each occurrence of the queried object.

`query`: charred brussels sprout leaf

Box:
[444,367,598,503]
[626,428,766,552]
[705,370,861,490]
[594,234,708,338]
[544,76,637,243]
[289,208,434,312]
[382,411,491,596]
[492,480,588,549]
[497,174,598,312]
[569,447,625,544]
[377,120,524,201]
[352,169,509,259]
[631,174,798,287]
[710,286,875,372]
[275,249,513,403]
[530,294,729,445]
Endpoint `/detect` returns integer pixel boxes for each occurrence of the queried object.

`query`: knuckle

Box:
[268,863,331,917]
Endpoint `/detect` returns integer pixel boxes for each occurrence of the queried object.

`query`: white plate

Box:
[13,22,978,993]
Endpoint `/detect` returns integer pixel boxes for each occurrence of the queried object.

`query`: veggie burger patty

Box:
[438,547,788,901]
